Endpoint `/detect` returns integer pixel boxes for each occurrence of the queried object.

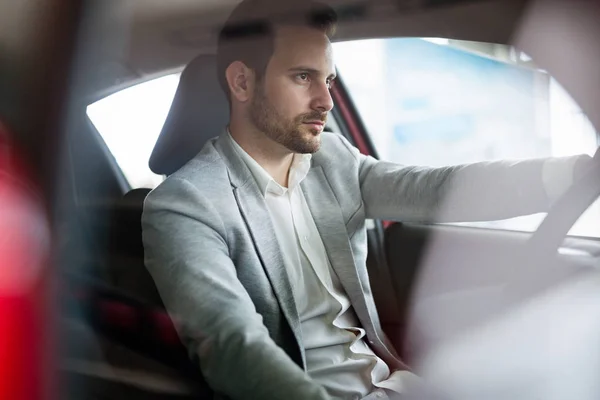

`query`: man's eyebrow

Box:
[288,66,337,80]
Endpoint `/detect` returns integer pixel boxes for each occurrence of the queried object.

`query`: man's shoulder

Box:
[319,131,350,150]
[149,138,231,200]
[172,139,226,181]
[314,131,360,166]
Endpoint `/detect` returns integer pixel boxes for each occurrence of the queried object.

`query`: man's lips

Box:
[303,121,325,130]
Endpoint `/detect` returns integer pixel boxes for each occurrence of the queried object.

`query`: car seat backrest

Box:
[149,53,230,176]
[114,54,230,304]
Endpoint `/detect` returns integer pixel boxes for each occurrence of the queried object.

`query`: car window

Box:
[333,38,599,237]
[86,71,346,191]
[86,73,180,189]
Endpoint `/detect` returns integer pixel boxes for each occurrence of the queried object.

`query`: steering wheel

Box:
[506,147,600,300]
[529,148,600,256]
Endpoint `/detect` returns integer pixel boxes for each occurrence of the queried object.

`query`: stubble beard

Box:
[249,83,325,154]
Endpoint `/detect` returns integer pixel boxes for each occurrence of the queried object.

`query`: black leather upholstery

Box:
[149,54,230,176]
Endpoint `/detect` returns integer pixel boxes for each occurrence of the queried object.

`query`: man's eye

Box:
[298,73,309,81]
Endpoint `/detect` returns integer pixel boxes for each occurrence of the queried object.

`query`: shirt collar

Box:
[226,129,312,197]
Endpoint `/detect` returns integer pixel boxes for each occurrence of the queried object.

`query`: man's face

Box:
[249,25,336,154]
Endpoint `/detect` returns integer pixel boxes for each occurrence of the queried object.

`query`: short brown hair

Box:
[216,0,337,98]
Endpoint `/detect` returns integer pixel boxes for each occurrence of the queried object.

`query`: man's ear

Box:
[225,61,255,103]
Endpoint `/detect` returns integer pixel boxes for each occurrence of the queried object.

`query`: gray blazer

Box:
[142,132,553,400]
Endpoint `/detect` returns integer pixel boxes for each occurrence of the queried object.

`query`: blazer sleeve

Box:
[142,177,331,400]
[336,134,587,223]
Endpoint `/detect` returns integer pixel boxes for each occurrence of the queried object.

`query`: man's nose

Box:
[310,81,334,112]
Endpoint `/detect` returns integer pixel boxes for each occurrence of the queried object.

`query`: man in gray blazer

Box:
[142,0,592,399]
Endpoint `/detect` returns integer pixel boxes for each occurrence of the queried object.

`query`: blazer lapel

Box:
[301,167,375,331]
[302,166,407,369]
[214,134,304,364]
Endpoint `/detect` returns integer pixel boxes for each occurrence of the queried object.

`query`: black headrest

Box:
[149,54,230,175]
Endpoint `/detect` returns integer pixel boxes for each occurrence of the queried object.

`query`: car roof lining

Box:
[78,0,528,103]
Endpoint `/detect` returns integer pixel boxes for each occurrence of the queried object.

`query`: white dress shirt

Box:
[228,132,413,399]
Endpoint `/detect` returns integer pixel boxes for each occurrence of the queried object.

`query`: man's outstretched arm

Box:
[142,177,330,400]
[337,134,592,223]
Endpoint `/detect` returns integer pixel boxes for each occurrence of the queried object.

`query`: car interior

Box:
[58,0,600,399]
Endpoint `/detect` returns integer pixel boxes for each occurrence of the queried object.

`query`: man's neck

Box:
[229,121,294,188]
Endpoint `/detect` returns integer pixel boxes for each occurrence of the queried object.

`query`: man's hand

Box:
[573,148,599,182]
